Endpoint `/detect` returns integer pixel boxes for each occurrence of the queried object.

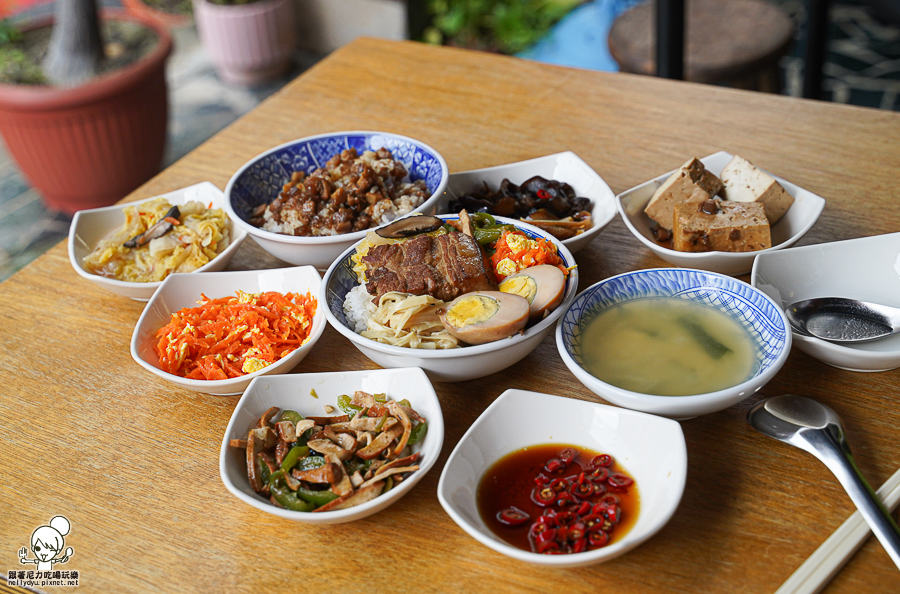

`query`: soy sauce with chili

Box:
[477,444,639,555]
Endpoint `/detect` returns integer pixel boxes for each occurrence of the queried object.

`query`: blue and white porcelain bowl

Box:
[225,131,449,269]
[556,268,791,418]
[322,214,578,383]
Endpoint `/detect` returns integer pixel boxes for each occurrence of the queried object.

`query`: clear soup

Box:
[580,297,757,396]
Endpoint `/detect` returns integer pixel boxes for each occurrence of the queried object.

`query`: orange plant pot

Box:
[0,11,173,214]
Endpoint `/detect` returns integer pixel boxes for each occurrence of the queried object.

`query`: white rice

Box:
[343,284,377,333]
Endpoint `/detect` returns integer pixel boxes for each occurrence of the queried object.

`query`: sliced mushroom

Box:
[295,419,316,435]
[291,462,339,484]
[123,205,180,248]
[324,425,357,452]
[386,400,412,458]
[349,416,398,432]
[374,452,421,476]
[375,215,443,239]
[401,405,426,423]
[356,424,404,460]
[311,481,385,513]
[306,415,350,425]
[350,471,364,488]
[283,472,301,491]
[275,439,289,466]
[458,209,475,237]
[359,466,419,490]
[246,430,264,493]
[351,390,376,408]
[307,438,354,461]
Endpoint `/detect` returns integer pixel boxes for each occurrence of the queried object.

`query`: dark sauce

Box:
[477,444,640,554]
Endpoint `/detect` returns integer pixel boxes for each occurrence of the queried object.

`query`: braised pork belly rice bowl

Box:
[341,212,574,349]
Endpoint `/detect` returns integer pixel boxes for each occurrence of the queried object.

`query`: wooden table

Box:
[2,38,899,593]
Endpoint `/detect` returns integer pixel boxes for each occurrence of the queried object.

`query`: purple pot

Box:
[193,0,296,85]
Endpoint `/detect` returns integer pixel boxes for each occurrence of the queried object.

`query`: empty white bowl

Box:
[616,151,825,276]
[436,151,617,254]
[752,232,900,372]
[556,268,792,418]
[220,368,444,524]
[131,266,326,395]
[224,131,449,270]
[68,182,248,301]
[321,214,578,382]
[437,388,687,567]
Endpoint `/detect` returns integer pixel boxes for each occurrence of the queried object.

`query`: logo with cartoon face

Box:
[19,516,74,571]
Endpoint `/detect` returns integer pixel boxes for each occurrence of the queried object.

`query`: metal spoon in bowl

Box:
[747,394,900,569]
[785,298,900,342]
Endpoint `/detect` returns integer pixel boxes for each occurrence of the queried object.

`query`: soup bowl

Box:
[556,268,791,418]
[225,131,448,270]
[322,214,578,382]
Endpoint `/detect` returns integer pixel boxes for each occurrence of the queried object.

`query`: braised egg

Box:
[498,265,565,320]
[439,291,529,345]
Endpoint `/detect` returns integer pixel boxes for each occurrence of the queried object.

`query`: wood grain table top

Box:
[1,38,899,593]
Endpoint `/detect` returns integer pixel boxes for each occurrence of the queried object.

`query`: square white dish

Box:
[751,232,900,372]
[68,181,248,301]
[437,151,617,254]
[616,151,825,276]
[220,368,444,524]
[130,266,326,395]
[437,389,687,567]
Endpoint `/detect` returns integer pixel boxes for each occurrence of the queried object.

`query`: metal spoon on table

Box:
[786,298,900,342]
[747,394,900,569]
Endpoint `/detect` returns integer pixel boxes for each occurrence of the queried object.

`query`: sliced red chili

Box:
[590,454,613,468]
[531,486,556,507]
[555,510,577,526]
[530,521,554,538]
[572,480,595,498]
[568,522,586,541]
[603,504,622,524]
[544,458,565,473]
[534,472,550,486]
[537,541,561,554]
[534,514,557,528]
[556,525,568,542]
[558,447,577,464]
[536,189,552,200]
[555,491,578,507]
[608,472,634,488]
[572,537,588,553]
[575,501,592,516]
[599,494,619,507]
[550,478,568,493]
[588,529,609,547]
[581,513,603,529]
[588,467,609,483]
[497,506,531,527]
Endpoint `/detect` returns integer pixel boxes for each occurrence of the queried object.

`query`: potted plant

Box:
[193,0,296,86]
[0,0,172,214]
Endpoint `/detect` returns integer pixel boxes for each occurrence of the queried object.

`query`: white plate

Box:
[220,368,444,524]
[752,232,900,372]
[437,389,687,567]
[130,266,326,395]
[616,151,825,276]
[437,151,617,254]
[68,182,247,301]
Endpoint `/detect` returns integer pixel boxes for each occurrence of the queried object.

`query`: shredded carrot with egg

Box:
[154,290,317,380]
[490,230,568,280]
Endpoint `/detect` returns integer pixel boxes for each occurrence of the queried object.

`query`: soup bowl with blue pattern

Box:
[556,268,791,418]
[225,131,449,269]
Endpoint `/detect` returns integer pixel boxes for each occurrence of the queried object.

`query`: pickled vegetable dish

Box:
[82,198,231,282]
[154,290,317,380]
[230,392,427,512]
[477,444,639,555]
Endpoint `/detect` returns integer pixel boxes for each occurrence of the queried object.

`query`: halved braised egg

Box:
[498,265,565,320]
[439,291,529,345]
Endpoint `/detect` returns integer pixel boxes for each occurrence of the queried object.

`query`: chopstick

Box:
[777,466,900,594]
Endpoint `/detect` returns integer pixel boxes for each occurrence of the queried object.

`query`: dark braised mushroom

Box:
[123,205,181,248]
[375,215,444,239]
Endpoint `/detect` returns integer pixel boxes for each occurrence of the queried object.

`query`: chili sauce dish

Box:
[437,389,686,567]
[320,213,578,382]
[556,268,791,419]
[68,182,248,301]
[225,131,449,270]
[436,151,617,254]
[130,266,326,396]
[220,368,444,525]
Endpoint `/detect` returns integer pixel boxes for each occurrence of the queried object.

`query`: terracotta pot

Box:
[193,0,296,86]
[122,0,193,29]
[0,11,173,214]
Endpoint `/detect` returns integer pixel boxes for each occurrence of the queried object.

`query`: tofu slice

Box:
[720,155,794,224]
[644,157,724,230]
[673,200,771,253]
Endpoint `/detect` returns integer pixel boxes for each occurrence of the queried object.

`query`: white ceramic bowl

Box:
[224,131,449,269]
[556,268,792,418]
[436,151,617,254]
[131,266,326,395]
[752,232,900,372]
[616,151,826,276]
[68,182,248,301]
[321,214,579,382]
[220,368,444,524]
[437,388,687,567]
